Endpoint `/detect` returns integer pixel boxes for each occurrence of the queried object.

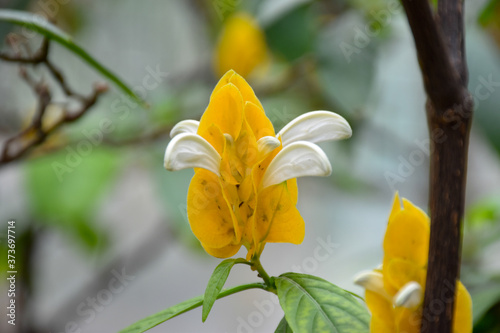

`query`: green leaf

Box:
[264,4,316,62]
[0,9,146,107]
[119,282,267,333]
[478,0,500,27]
[202,258,249,322]
[121,295,204,333]
[275,273,370,333]
[466,196,500,228]
[472,286,500,324]
[275,316,294,333]
[473,298,500,332]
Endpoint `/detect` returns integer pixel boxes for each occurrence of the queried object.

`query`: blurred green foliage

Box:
[479,0,500,27]
[25,148,120,250]
[463,196,500,332]
[265,4,317,62]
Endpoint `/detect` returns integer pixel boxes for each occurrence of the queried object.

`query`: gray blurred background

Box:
[1,0,500,332]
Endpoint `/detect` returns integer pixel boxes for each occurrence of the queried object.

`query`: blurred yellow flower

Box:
[214,13,268,78]
[354,193,472,333]
[164,70,352,259]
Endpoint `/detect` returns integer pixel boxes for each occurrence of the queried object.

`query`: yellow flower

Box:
[354,193,472,333]
[164,70,351,259]
[214,13,268,78]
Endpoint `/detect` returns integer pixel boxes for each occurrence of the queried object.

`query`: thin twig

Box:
[0,37,108,166]
[0,36,49,64]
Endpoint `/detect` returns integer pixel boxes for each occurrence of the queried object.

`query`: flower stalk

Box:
[249,256,274,291]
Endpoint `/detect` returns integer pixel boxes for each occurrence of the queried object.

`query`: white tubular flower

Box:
[393,281,423,309]
[259,110,351,188]
[277,111,352,147]
[256,136,281,158]
[164,133,221,176]
[170,120,200,138]
[353,270,391,300]
[262,141,332,188]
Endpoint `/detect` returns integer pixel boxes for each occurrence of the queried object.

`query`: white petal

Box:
[262,141,331,188]
[353,271,389,299]
[164,133,221,175]
[277,111,352,147]
[170,120,200,138]
[257,136,280,157]
[393,281,423,308]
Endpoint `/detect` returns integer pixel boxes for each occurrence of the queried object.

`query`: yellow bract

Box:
[361,194,472,333]
[187,70,303,259]
[166,70,350,259]
[214,13,268,78]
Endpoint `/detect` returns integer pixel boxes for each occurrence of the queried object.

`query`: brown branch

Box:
[0,86,107,165]
[44,60,85,100]
[400,0,466,111]
[0,38,108,166]
[438,0,467,85]
[0,37,49,64]
[400,1,472,333]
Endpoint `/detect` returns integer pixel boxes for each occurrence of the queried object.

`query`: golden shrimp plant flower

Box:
[354,193,472,333]
[164,70,352,259]
[214,13,268,78]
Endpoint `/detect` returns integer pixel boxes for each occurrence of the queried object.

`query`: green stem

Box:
[250,257,274,290]
[221,282,267,296]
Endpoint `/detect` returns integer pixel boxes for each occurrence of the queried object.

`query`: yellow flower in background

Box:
[164,70,351,259]
[214,13,268,78]
[354,194,472,333]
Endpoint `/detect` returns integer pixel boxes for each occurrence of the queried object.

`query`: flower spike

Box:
[353,195,472,332]
[164,71,352,260]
